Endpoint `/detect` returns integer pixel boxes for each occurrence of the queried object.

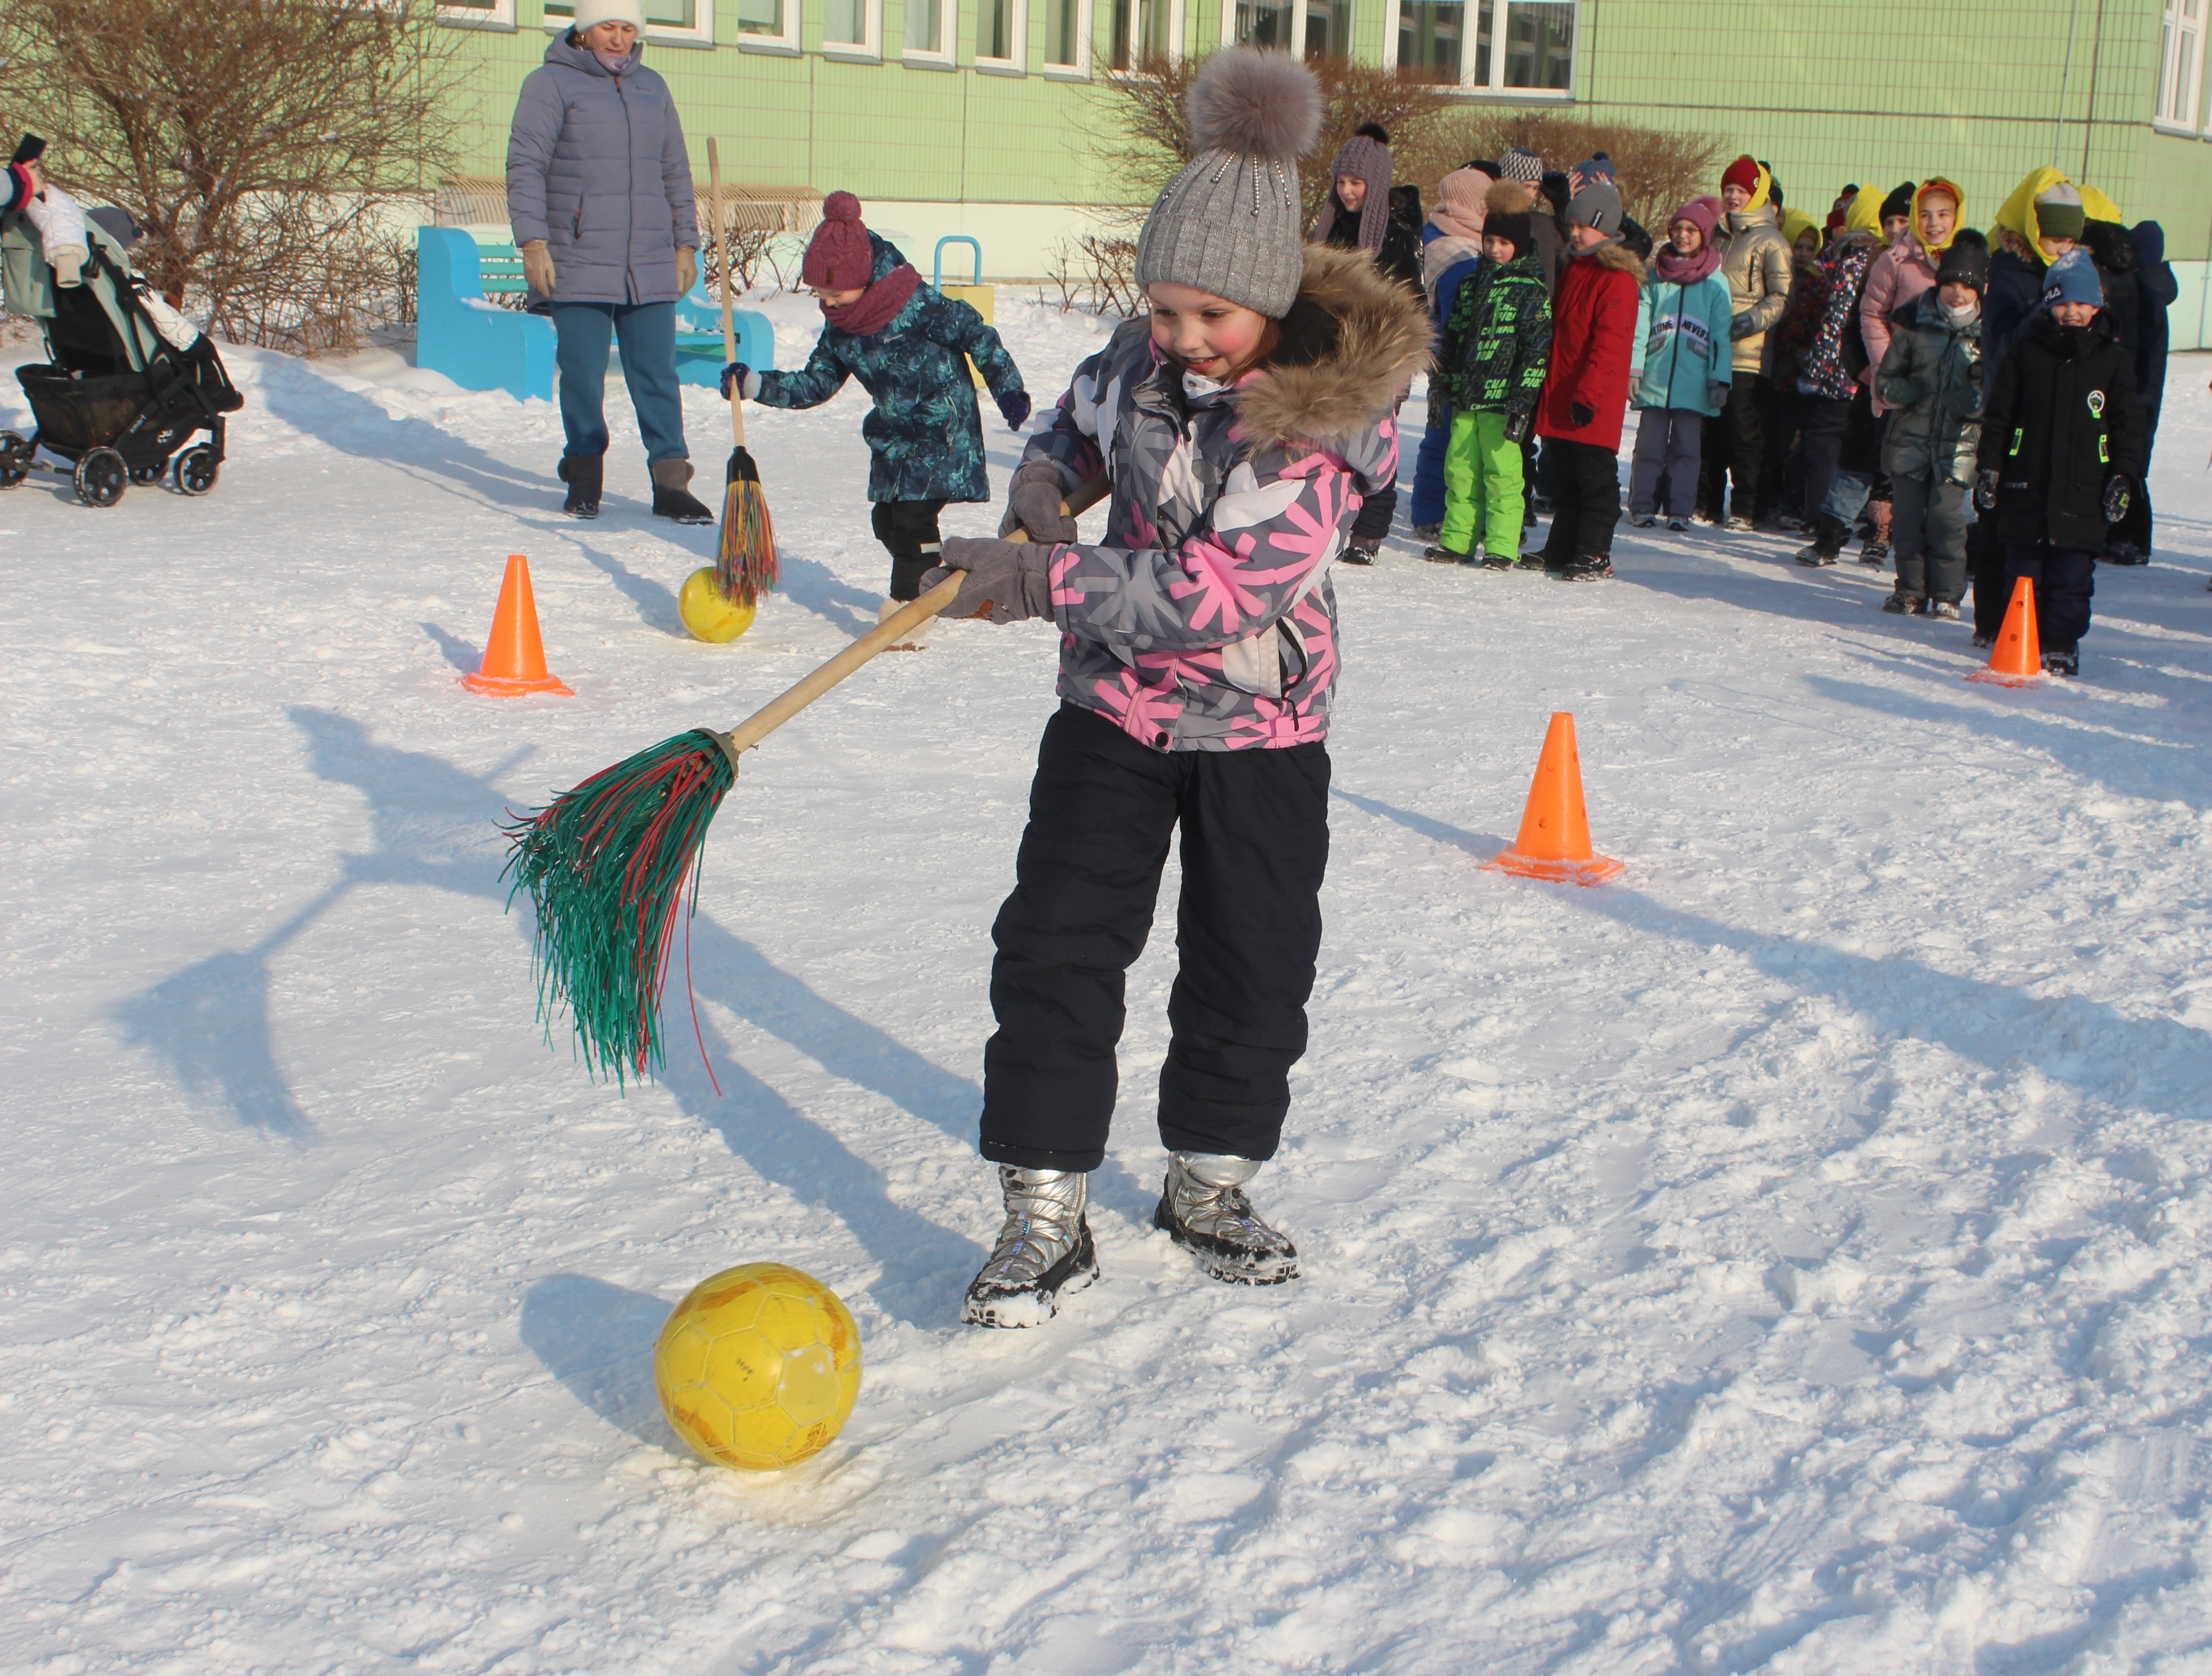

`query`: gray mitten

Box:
[997,460,1078,543]
[924,537,1052,625]
[1974,468,1999,512]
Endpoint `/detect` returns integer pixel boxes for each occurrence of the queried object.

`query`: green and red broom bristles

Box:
[716,446,777,607]
[500,729,739,1084]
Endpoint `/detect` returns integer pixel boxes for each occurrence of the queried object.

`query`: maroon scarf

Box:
[1655,242,1722,283]
[822,262,922,338]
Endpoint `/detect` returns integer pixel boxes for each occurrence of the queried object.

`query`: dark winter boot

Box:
[651,458,714,525]
[2042,645,2080,677]
[1882,591,1921,614]
[1795,513,1848,567]
[1341,534,1380,565]
[1422,544,1471,564]
[1155,1153,1299,1285]
[1551,550,1615,582]
[559,454,602,519]
[961,1167,1099,1328]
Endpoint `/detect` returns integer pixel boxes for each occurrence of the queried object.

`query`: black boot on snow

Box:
[1795,513,1848,567]
[559,454,603,519]
[651,458,715,525]
[962,1167,1099,1328]
[1552,551,1615,582]
[1155,1153,1299,1285]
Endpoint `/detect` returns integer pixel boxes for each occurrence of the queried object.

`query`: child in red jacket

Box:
[1536,180,1645,580]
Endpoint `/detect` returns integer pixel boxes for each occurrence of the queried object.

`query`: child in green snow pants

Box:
[1441,409,1526,559]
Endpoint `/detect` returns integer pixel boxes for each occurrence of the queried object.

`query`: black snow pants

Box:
[873,498,947,600]
[980,704,1331,1174]
[2005,543,2097,652]
[1699,370,1765,521]
[1540,438,1623,564]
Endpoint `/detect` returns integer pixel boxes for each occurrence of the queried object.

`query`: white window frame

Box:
[732,0,802,53]
[900,0,960,64]
[1216,0,1341,60]
[822,0,885,60]
[1042,0,1095,76]
[1106,0,1185,69]
[1385,0,1577,98]
[2157,0,2207,131]
[541,0,716,48]
[438,0,516,31]
[976,0,1030,71]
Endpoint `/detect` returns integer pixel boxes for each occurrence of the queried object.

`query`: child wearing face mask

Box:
[1874,230,1988,620]
[1974,250,2145,677]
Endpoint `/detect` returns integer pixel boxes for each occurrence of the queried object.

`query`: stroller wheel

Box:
[175,444,220,498]
[74,447,128,508]
[0,430,30,490]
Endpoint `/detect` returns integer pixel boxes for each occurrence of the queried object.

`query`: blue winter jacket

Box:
[1634,269,1733,414]
[505,36,698,306]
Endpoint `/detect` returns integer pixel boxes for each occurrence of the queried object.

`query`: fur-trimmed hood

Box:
[1575,240,1646,281]
[1235,243,1432,450]
[1487,178,1539,217]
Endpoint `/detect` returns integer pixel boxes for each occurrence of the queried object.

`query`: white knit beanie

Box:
[572,0,647,32]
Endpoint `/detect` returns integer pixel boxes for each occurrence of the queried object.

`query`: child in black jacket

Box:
[1975,251,2144,677]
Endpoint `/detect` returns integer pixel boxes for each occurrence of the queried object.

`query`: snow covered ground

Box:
[3,295,2210,1676]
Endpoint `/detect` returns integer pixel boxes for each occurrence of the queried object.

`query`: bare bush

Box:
[1045,226,1142,319]
[1401,111,1727,232]
[1091,51,1460,233]
[0,0,462,353]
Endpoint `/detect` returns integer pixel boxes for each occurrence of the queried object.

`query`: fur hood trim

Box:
[1486,179,1537,216]
[1237,244,1432,449]
[1582,241,1646,279]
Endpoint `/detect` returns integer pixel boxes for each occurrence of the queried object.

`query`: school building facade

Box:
[434,0,2212,340]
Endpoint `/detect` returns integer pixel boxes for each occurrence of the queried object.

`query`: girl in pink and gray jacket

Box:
[921,48,1428,1330]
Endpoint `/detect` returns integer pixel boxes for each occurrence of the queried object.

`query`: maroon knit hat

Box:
[1721,156,1760,196]
[802,192,873,290]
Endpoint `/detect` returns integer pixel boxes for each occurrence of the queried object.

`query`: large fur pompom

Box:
[1186,47,1323,163]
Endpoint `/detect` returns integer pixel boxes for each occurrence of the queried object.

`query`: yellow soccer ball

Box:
[653,1262,862,1470]
[678,567,759,644]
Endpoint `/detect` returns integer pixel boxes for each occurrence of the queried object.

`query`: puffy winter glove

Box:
[521,239,555,297]
[1974,468,1999,512]
[2102,475,2131,524]
[923,536,1052,626]
[1708,382,1731,409]
[49,244,85,288]
[995,389,1033,432]
[676,246,697,297]
[719,363,761,402]
[1728,312,1757,340]
[1503,410,1529,443]
[996,460,1078,543]
[1568,401,1595,429]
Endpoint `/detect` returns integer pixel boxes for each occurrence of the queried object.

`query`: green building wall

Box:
[438,0,2212,335]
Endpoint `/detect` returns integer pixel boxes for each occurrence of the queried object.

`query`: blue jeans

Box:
[1411,394,1453,528]
[551,301,687,465]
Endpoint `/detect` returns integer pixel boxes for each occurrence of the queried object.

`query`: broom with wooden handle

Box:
[502,474,1108,1083]
[708,139,776,606]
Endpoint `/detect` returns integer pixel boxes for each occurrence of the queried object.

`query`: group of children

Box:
[1399,150,2161,675]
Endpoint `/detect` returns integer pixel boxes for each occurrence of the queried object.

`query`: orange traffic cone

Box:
[1966,575,2044,687]
[1485,712,1625,886]
[462,554,573,697]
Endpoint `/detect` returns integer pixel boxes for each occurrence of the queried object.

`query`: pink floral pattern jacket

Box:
[1019,245,1431,752]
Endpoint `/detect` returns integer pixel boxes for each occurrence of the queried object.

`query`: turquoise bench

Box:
[415,227,776,400]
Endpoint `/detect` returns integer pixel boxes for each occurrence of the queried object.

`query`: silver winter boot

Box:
[1154,1153,1300,1285]
[961,1166,1100,1329]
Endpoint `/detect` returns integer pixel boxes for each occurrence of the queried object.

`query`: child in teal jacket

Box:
[1628,196,1733,528]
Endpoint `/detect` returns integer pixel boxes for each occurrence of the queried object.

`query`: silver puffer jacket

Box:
[1020,246,1429,752]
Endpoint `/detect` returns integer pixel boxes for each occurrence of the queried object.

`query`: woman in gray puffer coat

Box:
[506,0,708,522]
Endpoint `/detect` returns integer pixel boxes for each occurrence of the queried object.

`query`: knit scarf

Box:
[592,45,632,73]
[822,262,921,338]
[1655,242,1721,283]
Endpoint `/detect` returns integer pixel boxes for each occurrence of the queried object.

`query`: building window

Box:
[542,0,714,46]
[1225,0,1338,57]
[735,0,800,49]
[1395,0,1571,92]
[824,0,882,56]
[1111,0,1183,66]
[438,0,516,30]
[1044,0,1094,72]
[2159,0,2205,129]
[904,0,956,60]
[978,0,1027,65]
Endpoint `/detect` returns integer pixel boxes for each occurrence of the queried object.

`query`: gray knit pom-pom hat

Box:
[1134,48,1324,320]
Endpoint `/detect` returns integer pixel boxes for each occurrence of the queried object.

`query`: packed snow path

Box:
[4,302,2211,1675]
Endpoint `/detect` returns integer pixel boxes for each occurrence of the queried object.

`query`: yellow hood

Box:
[1842,186,1886,245]
[1781,209,1819,247]
[1995,166,2123,250]
[1913,177,1966,255]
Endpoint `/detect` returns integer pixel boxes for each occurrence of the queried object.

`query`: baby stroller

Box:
[0,203,241,507]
